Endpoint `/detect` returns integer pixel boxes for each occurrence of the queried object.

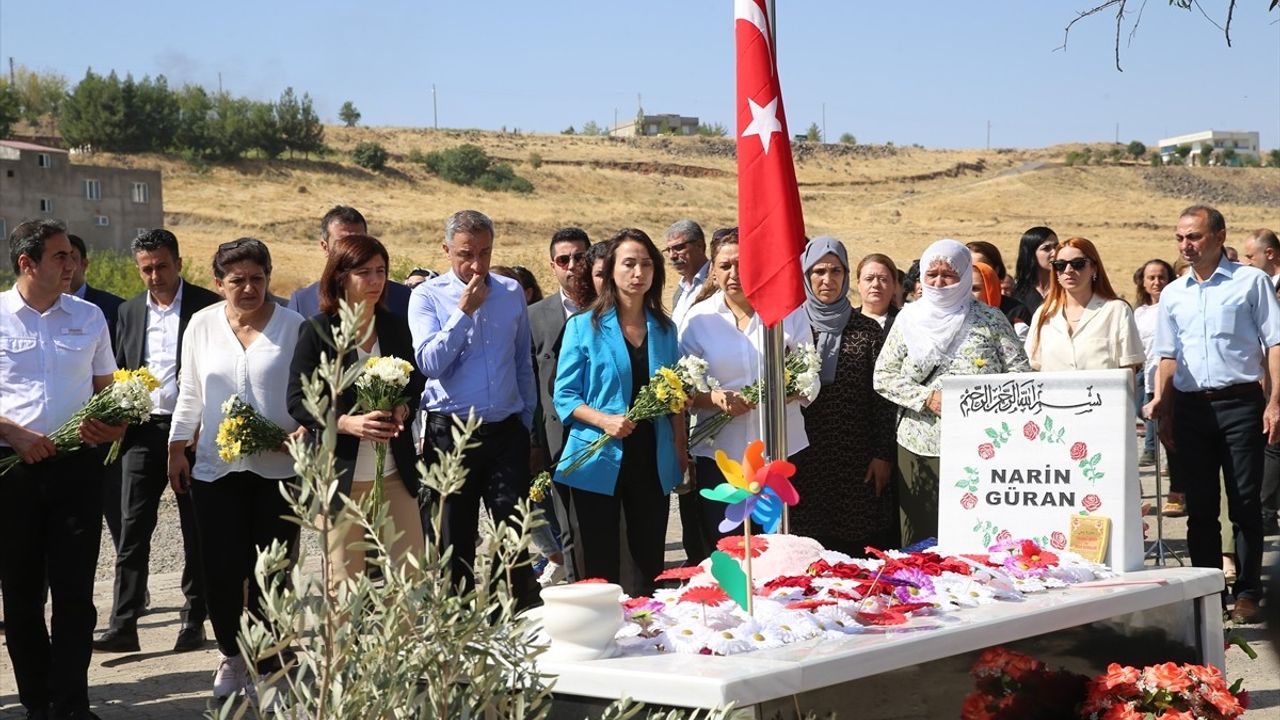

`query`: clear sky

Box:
[1,1,1276,149]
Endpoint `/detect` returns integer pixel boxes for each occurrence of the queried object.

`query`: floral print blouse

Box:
[873,302,1030,457]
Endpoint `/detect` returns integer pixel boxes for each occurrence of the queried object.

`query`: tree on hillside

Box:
[123,74,179,151]
[247,100,286,159]
[296,92,326,157]
[60,69,125,150]
[275,87,304,155]
[581,120,602,136]
[1270,149,1280,168]
[1126,140,1146,159]
[1175,144,1193,164]
[174,84,215,157]
[697,122,728,137]
[1198,145,1212,166]
[10,65,67,128]
[0,82,19,138]
[804,122,822,143]
[338,101,361,127]
[839,132,856,145]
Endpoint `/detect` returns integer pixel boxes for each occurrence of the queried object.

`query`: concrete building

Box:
[0,140,163,251]
[1157,130,1261,165]
[610,113,700,137]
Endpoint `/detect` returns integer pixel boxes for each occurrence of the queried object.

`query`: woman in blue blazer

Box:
[553,229,687,595]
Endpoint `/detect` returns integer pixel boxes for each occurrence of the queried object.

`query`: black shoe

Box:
[173,623,207,652]
[54,712,100,720]
[1264,519,1280,536]
[92,627,140,653]
[24,706,49,720]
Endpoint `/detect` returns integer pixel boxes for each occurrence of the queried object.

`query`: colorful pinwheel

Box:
[699,440,799,534]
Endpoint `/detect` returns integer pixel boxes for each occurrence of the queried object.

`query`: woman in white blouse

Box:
[677,229,815,551]
[1024,237,1144,372]
[167,238,304,700]
[1132,259,1174,467]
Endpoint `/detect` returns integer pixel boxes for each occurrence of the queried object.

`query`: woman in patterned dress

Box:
[791,237,899,555]
[873,239,1030,545]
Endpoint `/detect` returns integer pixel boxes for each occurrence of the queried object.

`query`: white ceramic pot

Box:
[539,582,623,661]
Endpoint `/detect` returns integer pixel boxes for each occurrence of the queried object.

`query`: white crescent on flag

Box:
[733,0,771,62]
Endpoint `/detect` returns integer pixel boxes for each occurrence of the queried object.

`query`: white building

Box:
[1157,130,1260,165]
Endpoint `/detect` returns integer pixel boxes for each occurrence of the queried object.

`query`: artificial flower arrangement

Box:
[353,355,415,507]
[689,342,820,447]
[215,395,288,464]
[962,646,1248,720]
[602,441,1113,657]
[557,355,717,476]
[0,367,160,475]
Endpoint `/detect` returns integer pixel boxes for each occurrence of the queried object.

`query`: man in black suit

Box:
[93,229,219,654]
[288,205,414,317]
[527,228,591,580]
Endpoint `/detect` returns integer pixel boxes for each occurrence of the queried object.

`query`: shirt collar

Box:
[559,290,579,316]
[1185,254,1236,287]
[681,261,710,290]
[2,286,68,316]
[147,279,184,311]
[73,283,87,299]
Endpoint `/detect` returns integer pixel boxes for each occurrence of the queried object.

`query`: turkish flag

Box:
[735,0,806,327]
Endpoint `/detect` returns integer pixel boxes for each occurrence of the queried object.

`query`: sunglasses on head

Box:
[553,252,587,268]
[1051,258,1090,273]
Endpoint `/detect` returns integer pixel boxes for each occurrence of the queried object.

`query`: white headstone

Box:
[937,369,1143,571]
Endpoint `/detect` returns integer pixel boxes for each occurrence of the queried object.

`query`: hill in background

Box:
[78,126,1280,300]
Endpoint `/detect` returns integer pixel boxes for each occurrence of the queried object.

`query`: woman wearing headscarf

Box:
[791,238,898,554]
[874,239,1030,545]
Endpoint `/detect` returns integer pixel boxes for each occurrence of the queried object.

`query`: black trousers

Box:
[0,447,104,717]
[692,456,735,552]
[1263,439,1280,530]
[189,472,298,661]
[1172,388,1266,600]
[569,464,670,597]
[103,460,122,552]
[108,419,205,630]
[424,413,537,606]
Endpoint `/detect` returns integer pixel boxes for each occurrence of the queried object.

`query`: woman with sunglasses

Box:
[1024,237,1143,372]
[167,238,305,700]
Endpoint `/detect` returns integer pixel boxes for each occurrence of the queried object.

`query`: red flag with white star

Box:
[735,0,806,327]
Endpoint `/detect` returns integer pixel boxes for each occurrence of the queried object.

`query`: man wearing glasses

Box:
[665,219,709,327]
[1146,205,1280,625]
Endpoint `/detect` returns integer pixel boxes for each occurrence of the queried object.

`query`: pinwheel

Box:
[699,440,799,534]
[698,439,802,614]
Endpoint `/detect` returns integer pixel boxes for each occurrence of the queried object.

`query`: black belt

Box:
[426,412,520,438]
[149,414,173,427]
[1177,383,1262,402]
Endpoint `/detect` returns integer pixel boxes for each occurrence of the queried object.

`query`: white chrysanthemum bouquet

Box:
[215,395,288,464]
[354,356,414,507]
[689,342,821,448]
[0,367,159,475]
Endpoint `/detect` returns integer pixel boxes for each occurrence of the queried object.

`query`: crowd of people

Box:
[1,204,1278,718]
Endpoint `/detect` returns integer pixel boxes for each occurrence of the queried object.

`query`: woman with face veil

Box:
[790,237,898,555]
[873,239,1030,545]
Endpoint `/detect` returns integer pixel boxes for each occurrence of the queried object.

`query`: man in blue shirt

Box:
[1147,204,1280,625]
[287,206,414,318]
[408,209,537,603]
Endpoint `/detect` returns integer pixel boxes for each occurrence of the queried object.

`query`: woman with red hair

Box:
[1024,237,1143,371]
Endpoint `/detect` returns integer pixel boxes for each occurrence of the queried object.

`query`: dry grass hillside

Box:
[80,127,1280,302]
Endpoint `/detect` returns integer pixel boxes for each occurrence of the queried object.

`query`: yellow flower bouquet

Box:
[216,395,288,463]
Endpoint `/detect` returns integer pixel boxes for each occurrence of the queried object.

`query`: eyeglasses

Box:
[553,252,587,268]
[217,238,264,252]
[663,241,694,255]
[1050,258,1090,273]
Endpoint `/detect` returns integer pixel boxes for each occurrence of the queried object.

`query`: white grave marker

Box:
[938,369,1143,571]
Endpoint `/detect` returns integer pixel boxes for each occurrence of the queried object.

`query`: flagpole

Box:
[759,0,790,534]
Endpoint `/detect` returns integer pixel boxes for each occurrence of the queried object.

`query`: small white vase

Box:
[539,582,623,661]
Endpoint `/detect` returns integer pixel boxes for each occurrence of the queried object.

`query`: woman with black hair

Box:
[1011,226,1059,315]
[552,229,686,595]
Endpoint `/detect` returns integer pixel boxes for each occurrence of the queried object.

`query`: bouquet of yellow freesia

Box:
[215,395,288,463]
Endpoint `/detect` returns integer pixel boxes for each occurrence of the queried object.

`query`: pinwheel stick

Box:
[743,518,754,616]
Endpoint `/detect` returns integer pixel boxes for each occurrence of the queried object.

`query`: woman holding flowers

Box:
[553,228,686,595]
[288,234,426,590]
[678,229,815,552]
[167,238,304,699]
[791,237,898,555]
[874,239,1029,546]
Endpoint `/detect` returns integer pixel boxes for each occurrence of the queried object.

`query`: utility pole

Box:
[986,120,991,150]
[217,72,223,94]
[1115,122,1119,144]
[821,102,826,144]
[432,84,438,130]
[613,107,618,135]
[8,57,14,85]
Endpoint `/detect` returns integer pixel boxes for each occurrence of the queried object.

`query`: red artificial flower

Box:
[654,566,703,582]
[678,585,730,606]
[1101,662,1140,691]
[1156,711,1194,720]
[1008,540,1058,572]
[1141,662,1193,694]
[978,443,996,460]
[622,596,654,610]
[1070,441,1088,461]
[716,534,769,559]
[1201,684,1243,716]
[825,588,860,601]
[1099,703,1144,720]
[785,598,836,610]
[1023,421,1039,440]
[961,691,995,720]
[575,578,608,584]
[762,574,816,594]
[855,608,908,626]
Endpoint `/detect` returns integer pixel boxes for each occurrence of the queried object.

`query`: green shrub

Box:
[527,151,543,169]
[86,250,145,299]
[422,144,533,193]
[1149,152,1164,167]
[352,141,389,171]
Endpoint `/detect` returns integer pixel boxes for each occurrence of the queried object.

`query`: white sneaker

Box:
[213,652,250,699]
[537,560,567,586]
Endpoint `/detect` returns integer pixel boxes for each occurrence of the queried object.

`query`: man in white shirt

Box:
[93,229,221,656]
[0,219,127,720]
[665,219,709,327]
